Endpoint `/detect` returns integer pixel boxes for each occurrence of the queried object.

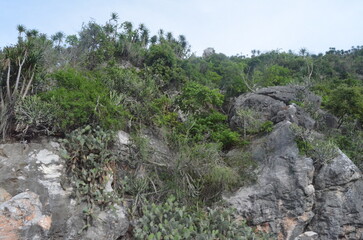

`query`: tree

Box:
[0,27,48,140]
[51,32,65,47]
[16,25,26,38]
[326,85,363,128]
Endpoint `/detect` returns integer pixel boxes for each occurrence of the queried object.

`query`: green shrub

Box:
[99,67,159,102]
[146,44,177,68]
[134,196,272,240]
[177,82,224,114]
[149,95,180,128]
[41,69,128,131]
[14,95,60,137]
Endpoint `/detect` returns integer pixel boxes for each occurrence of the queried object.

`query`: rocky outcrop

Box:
[226,86,363,239]
[0,138,129,239]
[226,121,315,239]
[230,86,320,131]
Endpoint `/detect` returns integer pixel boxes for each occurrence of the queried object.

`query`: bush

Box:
[177,82,224,114]
[14,95,60,137]
[146,44,177,68]
[185,111,240,148]
[41,69,128,131]
[134,196,272,240]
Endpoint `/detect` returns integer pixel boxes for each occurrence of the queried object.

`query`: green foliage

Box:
[264,64,293,86]
[325,85,363,127]
[177,82,224,114]
[134,196,272,240]
[146,44,177,68]
[127,131,251,205]
[14,95,60,137]
[149,95,180,128]
[61,126,118,206]
[61,126,119,228]
[100,67,159,102]
[260,121,274,133]
[185,111,240,148]
[41,69,128,131]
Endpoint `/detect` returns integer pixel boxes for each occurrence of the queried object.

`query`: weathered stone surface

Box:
[0,187,11,203]
[255,86,321,107]
[141,128,174,166]
[0,138,129,239]
[230,86,317,131]
[225,121,315,240]
[315,150,361,190]
[65,203,129,240]
[294,231,318,240]
[0,191,51,240]
[316,109,338,129]
[226,86,363,239]
[308,150,363,239]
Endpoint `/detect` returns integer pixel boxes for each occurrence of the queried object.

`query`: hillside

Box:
[0,15,363,239]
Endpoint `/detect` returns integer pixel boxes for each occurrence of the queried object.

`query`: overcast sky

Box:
[1,0,362,56]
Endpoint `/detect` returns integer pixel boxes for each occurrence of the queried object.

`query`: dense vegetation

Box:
[1,13,362,238]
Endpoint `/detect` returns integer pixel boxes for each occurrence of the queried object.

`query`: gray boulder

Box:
[0,138,129,239]
[230,86,318,131]
[308,150,363,239]
[0,191,51,239]
[225,121,315,240]
[255,86,321,107]
[226,86,363,239]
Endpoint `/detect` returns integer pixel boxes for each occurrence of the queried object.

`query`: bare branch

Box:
[6,59,11,101]
[14,50,28,95]
[21,66,36,99]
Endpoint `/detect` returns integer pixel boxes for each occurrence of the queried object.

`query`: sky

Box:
[1,0,362,56]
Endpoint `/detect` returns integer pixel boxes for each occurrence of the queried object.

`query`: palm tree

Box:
[51,31,65,47]
[139,24,149,47]
[299,48,308,57]
[110,12,119,23]
[178,35,187,49]
[158,29,164,41]
[110,12,119,40]
[26,29,39,39]
[16,24,26,38]
[150,35,157,45]
[166,32,173,42]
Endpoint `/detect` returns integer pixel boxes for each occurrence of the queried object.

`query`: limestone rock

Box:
[308,150,363,239]
[0,139,129,239]
[226,86,363,239]
[0,191,51,239]
[294,231,318,240]
[225,121,315,240]
[230,86,318,131]
[0,187,11,203]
